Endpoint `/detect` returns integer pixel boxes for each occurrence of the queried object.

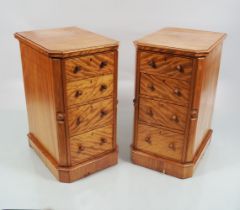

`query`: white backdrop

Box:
[0,0,240,209]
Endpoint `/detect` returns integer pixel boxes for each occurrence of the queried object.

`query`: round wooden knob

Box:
[100,84,107,92]
[75,90,83,98]
[100,138,107,145]
[78,144,84,153]
[148,60,157,69]
[100,109,107,117]
[146,108,153,117]
[145,136,151,144]
[176,65,184,73]
[171,115,179,123]
[168,142,176,151]
[76,117,81,126]
[173,88,181,96]
[148,83,155,91]
[100,61,108,69]
[73,66,81,74]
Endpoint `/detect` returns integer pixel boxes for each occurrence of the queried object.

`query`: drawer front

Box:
[68,98,113,136]
[139,97,187,131]
[64,51,114,81]
[140,73,190,105]
[66,74,113,106]
[136,124,184,160]
[139,51,192,81]
[70,125,113,165]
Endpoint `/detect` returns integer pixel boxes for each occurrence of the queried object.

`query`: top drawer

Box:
[64,51,115,81]
[139,51,193,81]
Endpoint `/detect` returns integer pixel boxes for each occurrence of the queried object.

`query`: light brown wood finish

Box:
[136,124,184,161]
[66,74,113,106]
[139,97,188,131]
[68,98,113,136]
[64,51,114,81]
[139,51,193,81]
[15,27,119,182]
[15,27,119,58]
[140,73,191,105]
[132,27,226,178]
[70,125,113,165]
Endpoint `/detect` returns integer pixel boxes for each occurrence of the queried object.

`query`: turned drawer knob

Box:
[176,65,184,73]
[78,144,84,153]
[100,84,107,92]
[148,60,157,69]
[99,61,108,69]
[76,117,81,126]
[168,142,176,151]
[148,83,155,91]
[173,88,181,96]
[146,108,154,117]
[100,109,108,117]
[171,115,179,123]
[100,137,107,145]
[73,66,81,74]
[145,136,152,144]
[75,90,83,98]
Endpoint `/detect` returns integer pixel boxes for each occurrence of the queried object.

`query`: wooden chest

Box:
[131,27,226,178]
[15,27,119,182]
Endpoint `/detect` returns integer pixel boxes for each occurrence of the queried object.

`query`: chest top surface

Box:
[15,27,119,57]
[134,27,226,54]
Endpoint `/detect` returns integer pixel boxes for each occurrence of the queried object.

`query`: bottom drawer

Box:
[70,125,113,165]
[136,124,184,161]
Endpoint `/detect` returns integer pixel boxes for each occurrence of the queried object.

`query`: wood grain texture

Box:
[68,98,113,136]
[66,74,113,107]
[70,125,113,165]
[135,27,226,55]
[139,97,187,131]
[20,43,60,162]
[136,124,184,161]
[186,43,223,161]
[15,27,119,58]
[139,51,193,80]
[140,73,191,105]
[132,27,226,178]
[64,51,114,81]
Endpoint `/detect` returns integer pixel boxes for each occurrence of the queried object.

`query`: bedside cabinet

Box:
[131,27,226,178]
[15,27,119,182]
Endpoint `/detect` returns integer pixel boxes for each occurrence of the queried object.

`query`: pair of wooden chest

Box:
[15,27,226,182]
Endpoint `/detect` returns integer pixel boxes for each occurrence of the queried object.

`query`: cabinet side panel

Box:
[186,43,223,161]
[20,43,60,162]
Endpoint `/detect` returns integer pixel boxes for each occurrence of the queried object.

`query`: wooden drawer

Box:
[68,98,113,136]
[139,51,192,81]
[140,73,191,105]
[136,124,184,161]
[66,74,113,106]
[139,97,187,131]
[64,51,114,81]
[70,125,113,165]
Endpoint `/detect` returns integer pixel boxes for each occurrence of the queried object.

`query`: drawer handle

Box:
[146,108,154,117]
[75,90,83,98]
[73,66,81,74]
[100,137,107,145]
[171,115,179,123]
[77,144,84,153]
[173,88,181,96]
[147,83,155,91]
[100,84,107,92]
[168,142,176,151]
[145,136,152,144]
[100,61,108,69]
[176,65,184,73]
[76,117,82,126]
[148,60,157,69]
[100,109,108,117]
